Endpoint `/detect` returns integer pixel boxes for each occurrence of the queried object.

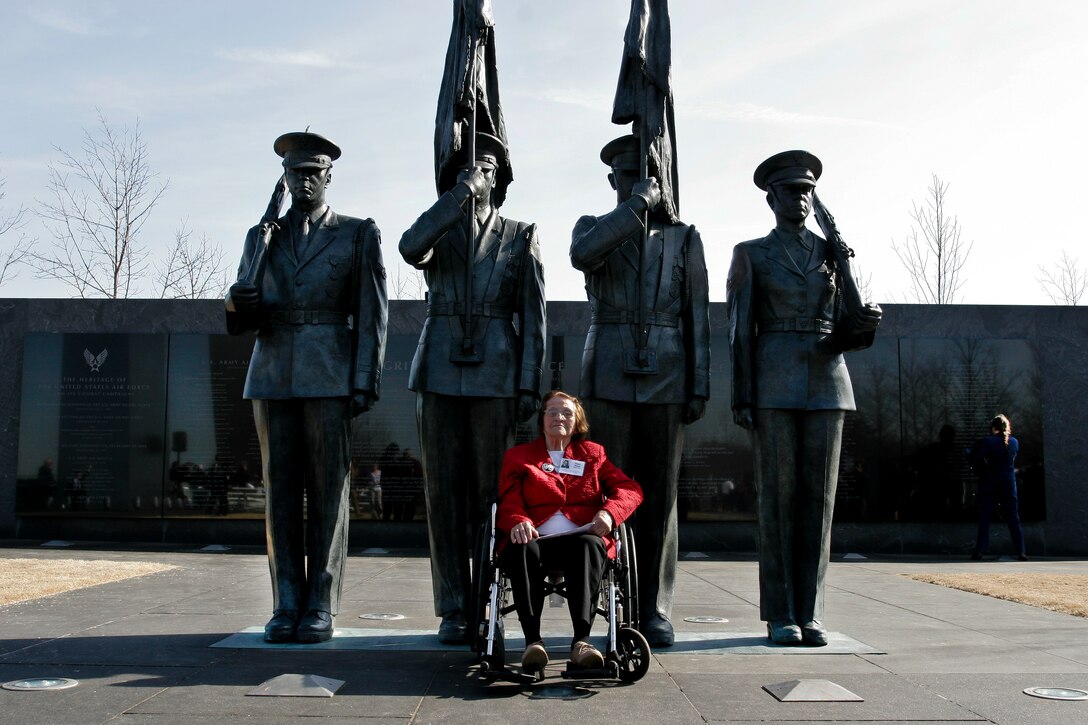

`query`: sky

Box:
[1,0,1086,304]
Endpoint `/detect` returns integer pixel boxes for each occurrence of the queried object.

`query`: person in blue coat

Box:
[967,414,1026,560]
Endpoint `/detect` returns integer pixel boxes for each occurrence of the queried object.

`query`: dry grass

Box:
[0,558,176,607]
[905,573,1088,618]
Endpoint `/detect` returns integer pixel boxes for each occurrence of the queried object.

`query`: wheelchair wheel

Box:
[619,524,639,630]
[615,626,651,682]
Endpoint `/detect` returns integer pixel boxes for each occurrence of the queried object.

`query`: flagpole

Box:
[637,131,651,366]
[462,24,480,358]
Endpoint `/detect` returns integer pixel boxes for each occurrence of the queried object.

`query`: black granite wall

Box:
[1,299,1085,555]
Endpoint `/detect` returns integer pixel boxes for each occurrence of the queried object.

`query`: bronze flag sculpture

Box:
[401,0,546,643]
[571,0,710,647]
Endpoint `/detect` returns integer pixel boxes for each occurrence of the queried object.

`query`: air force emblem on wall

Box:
[84,348,108,372]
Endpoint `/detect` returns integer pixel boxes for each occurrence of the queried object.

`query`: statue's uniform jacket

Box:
[400,192,545,398]
[570,202,709,624]
[229,208,387,400]
[571,204,710,404]
[727,228,869,412]
[226,207,388,616]
[399,190,545,619]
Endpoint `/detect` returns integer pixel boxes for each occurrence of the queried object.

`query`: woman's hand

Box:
[509,520,539,545]
[588,510,614,537]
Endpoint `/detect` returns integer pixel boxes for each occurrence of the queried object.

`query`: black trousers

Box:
[752,408,844,625]
[975,480,1025,555]
[584,400,684,622]
[253,397,353,615]
[417,393,516,617]
[501,533,608,646]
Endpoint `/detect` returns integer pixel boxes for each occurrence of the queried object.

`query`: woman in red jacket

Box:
[497,390,643,674]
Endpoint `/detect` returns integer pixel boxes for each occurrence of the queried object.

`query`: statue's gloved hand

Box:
[227,283,260,312]
[853,303,883,333]
[516,392,539,423]
[629,177,662,213]
[351,392,375,417]
[682,397,707,424]
[456,166,489,201]
[733,406,755,431]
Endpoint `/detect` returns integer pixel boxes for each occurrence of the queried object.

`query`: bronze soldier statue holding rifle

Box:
[727,150,881,646]
[226,131,388,643]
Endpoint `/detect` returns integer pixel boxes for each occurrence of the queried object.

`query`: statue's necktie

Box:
[297,215,311,257]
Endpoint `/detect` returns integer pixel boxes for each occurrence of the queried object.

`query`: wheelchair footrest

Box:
[560,660,620,680]
[477,663,541,685]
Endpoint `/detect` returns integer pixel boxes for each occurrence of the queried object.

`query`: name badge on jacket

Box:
[559,458,586,476]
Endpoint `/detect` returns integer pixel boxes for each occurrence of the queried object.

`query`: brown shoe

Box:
[570,640,604,669]
[521,641,548,673]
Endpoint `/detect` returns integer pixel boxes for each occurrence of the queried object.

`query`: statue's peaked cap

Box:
[274,131,342,169]
[754,150,822,190]
[599,134,640,169]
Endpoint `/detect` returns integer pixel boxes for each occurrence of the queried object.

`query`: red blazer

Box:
[497,437,643,558]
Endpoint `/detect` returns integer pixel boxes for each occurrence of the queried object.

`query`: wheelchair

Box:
[469,503,651,683]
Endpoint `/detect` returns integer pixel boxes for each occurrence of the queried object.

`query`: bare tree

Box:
[156,221,228,299]
[1037,250,1087,305]
[851,261,875,305]
[892,174,972,304]
[30,112,167,298]
[0,173,33,287]
[390,263,426,300]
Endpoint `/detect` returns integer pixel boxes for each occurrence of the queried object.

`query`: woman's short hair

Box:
[537,390,590,440]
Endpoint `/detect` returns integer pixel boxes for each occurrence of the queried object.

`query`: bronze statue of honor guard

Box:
[399,131,546,643]
[571,135,711,647]
[226,131,388,643]
[727,151,881,646]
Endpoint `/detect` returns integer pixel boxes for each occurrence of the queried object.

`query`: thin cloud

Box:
[28,7,103,36]
[217,48,339,69]
[513,88,611,112]
[686,101,900,130]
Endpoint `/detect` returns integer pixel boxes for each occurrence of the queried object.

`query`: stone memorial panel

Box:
[165,333,263,517]
[16,332,168,516]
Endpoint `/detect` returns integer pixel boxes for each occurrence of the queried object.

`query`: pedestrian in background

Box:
[967,414,1027,561]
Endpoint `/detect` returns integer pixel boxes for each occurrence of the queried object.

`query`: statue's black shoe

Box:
[437,612,467,644]
[263,609,299,643]
[800,620,829,646]
[640,614,675,647]
[767,620,802,645]
[295,610,334,643]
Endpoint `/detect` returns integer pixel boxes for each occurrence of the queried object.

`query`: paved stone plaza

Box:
[0,545,1086,723]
